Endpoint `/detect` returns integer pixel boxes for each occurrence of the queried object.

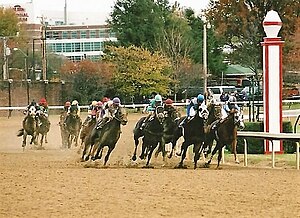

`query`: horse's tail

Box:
[17,128,24,137]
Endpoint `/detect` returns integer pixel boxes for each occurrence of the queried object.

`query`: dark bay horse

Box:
[131,106,165,167]
[36,114,51,148]
[174,107,206,169]
[64,111,82,148]
[205,108,245,168]
[82,106,128,165]
[17,105,38,150]
[155,107,181,161]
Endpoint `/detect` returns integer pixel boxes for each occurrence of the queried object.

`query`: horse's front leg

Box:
[132,136,139,161]
[175,142,188,168]
[193,142,204,169]
[45,134,48,143]
[205,141,220,167]
[22,133,27,149]
[144,144,156,168]
[231,139,239,164]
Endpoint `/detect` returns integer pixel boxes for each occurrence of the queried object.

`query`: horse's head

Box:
[155,106,165,124]
[115,106,128,126]
[207,103,222,123]
[27,105,37,116]
[232,109,245,130]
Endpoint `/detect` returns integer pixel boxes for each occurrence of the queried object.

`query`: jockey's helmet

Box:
[91,101,97,106]
[165,98,173,106]
[39,98,47,105]
[72,100,79,105]
[112,97,121,106]
[65,101,71,107]
[102,97,109,103]
[197,94,204,103]
[228,95,237,102]
[154,94,162,102]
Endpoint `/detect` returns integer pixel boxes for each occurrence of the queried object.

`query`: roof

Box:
[224,65,254,77]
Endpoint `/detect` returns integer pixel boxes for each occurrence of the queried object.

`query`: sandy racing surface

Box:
[0,113,299,218]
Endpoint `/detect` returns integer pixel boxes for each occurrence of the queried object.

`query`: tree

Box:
[0,7,19,37]
[108,0,171,50]
[206,0,300,79]
[60,60,114,104]
[104,45,173,102]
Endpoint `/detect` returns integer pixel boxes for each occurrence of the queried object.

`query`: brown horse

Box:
[36,113,51,148]
[17,105,38,150]
[204,108,244,168]
[64,111,82,148]
[82,106,128,165]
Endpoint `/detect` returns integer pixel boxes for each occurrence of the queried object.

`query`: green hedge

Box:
[226,121,296,154]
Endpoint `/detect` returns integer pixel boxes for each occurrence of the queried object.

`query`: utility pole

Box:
[38,15,47,80]
[2,37,8,80]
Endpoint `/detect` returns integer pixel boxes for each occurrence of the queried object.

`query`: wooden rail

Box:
[237,131,300,170]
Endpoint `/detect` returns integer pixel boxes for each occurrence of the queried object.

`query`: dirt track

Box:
[0,113,299,218]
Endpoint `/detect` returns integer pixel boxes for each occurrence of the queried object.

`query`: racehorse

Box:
[59,111,68,148]
[81,106,128,165]
[154,107,180,161]
[80,115,97,146]
[17,105,38,150]
[204,108,244,168]
[131,106,165,167]
[36,113,51,148]
[174,107,206,169]
[64,111,82,148]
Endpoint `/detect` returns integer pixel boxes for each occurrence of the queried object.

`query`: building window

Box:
[99,29,106,38]
[83,42,91,52]
[80,30,87,39]
[71,31,77,39]
[65,43,72,52]
[75,42,81,52]
[94,42,101,51]
[62,31,69,39]
[56,43,62,52]
[89,30,96,38]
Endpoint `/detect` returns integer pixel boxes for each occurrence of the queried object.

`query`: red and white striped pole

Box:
[261,10,284,154]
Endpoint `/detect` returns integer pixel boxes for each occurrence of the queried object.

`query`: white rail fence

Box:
[237,131,300,170]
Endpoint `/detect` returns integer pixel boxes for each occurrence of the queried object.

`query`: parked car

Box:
[239,86,262,101]
[208,86,237,102]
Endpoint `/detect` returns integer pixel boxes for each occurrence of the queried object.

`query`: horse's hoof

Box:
[175,152,181,156]
[235,160,240,164]
[174,164,187,169]
[132,156,137,161]
[142,165,154,169]
[204,163,210,168]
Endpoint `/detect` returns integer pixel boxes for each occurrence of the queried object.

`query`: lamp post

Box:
[261,10,284,154]
[203,20,210,101]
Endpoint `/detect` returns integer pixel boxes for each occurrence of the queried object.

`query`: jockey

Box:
[69,100,80,116]
[179,94,208,127]
[38,98,49,117]
[96,97,121,129]
[163,98,177,114]
[83,100,98,126]
[64,100,80,125]
[64,101,71,112]
[96,101,104,120]
[140,94,163,130]
[221,95,240,119]
[23,100,41,126]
